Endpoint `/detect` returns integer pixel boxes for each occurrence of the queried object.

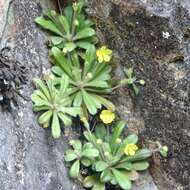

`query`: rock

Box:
[0,0,83,190]
[0,0,190,190]
[86,0,190,189]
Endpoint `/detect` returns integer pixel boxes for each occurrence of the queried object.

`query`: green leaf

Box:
[86,81,109,88]
[35,17,63,36]
[64,150,77,162]
[59,15,70,34]
[69,160,80,178]
[121,149,152,162]
[83,142,93,150]
[38,110,52,124]
[121,170,139,181]
[83,131,91,141]
[76,41,93,50]
[82,148,99,158]
[71,67,82,81]
[65,42,76,52]
[59,74,70,96]
[95,161,108,172]
[126,78,135,85]
[132,83,139,95]
[92,63,110,80]
[61,107,81,117]
[81,158,91,167]
[52,47,72,77]
[33,78,51,100]
[70,52,80,68]
[32,89,48,101]
[95,124,106,139]
[117,134,138,157]
[74,28,95,40]
[160,150,168,157]
[93,183,105,190]
[100,169,113,182]
[111,121,126,154]
[112,169,132,190]
[31,94,50,107]
[33,105,50,112]
[125,134,138,144]
[84,45,96,73]
[91,94,115,111]
[50,36,64,45]
[83,176,105,190]
[70,140,82,151]
[116,162,133,171]
[131,161,149,171]
[82,90,98,115]
[64,6,73,26]
[58,112,72,127]
[52,66,63,76]
[73,92,83,107]
[51,112,61,139]
[160,146,168,157]
[83,176,96,188]
[125,68,133,78]
[102,142,111,153]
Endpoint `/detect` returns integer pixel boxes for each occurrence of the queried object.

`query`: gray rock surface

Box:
[86,0,190,190]
[0,0,82,190]
[0,0,190,190]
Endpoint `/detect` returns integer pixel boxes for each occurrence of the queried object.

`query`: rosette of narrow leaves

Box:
[64,140,99,178]
[35,2,97,52]
[83,121,152,190]
[65,120,153,190]
[121,68,145,95]
[31,74,81,138]
[51,45,115,116]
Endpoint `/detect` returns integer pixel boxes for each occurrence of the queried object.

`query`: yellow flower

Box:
[124,144,138,156]
[100,110,115,124]
[96,46,112,63]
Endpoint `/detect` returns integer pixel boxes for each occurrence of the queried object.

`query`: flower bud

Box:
[43,123,49,128]
[104,152,109,156]
[50,10,56,16]
[69,140,75,145]
[139,79,145,85]
[72,2,78,12]
[74,19,79,26]
[116,138,121,144]
[162,146,168,152]
[87,72,93,79]
[63,48,68,54]
[49,74,54,80]
[96,139,102,144]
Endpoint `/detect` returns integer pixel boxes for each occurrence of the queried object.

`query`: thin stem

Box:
[111,84,123,91]
[57,0,63,15]
[71,11,77,39]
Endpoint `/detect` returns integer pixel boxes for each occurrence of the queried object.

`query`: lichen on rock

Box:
[86,0,190,189]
